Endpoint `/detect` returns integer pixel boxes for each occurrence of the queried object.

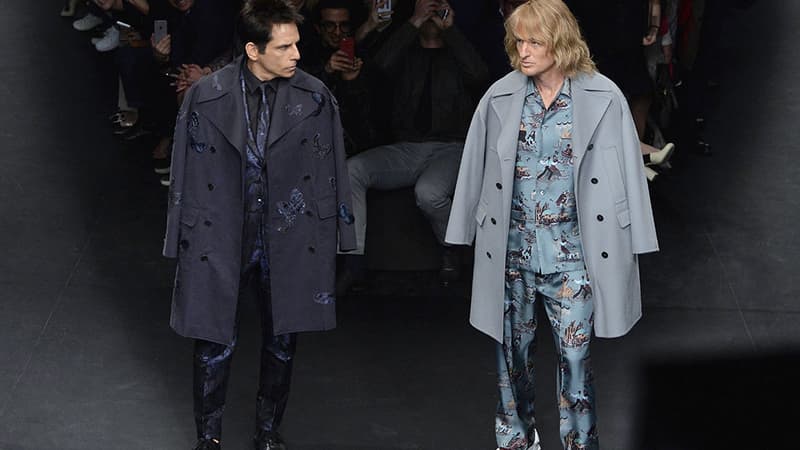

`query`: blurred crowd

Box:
[59,0,743,287]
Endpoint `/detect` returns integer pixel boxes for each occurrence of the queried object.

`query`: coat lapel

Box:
[194,59,247,157]
[490,71,528,175]
[571,73,613,172]
[268,72,320,147]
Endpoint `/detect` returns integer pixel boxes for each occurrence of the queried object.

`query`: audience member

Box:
[337,0,488,293]
[300,0,376,154]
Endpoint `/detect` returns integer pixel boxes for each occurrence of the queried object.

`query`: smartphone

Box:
[153,19,168,43]
[339,37,355,61]
[438,8,449,20]
[376,0,392,20]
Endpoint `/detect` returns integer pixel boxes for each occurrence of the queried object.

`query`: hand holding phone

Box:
[376,0,392,21]
[153,19,168,44]
[339,37,355,61]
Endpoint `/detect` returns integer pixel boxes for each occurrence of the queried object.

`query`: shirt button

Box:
[591,178,598,184]
[587,143,594,151]
[495,183,502,190]
[597,214,604,221]
[601,251,608,258]
[257,198,263,204]
[207,183,215,191]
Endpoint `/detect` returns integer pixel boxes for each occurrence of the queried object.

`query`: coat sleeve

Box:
[162,85,197,258]
[617,89,659,254]
[330,93,357,252]
[445,94,489,245]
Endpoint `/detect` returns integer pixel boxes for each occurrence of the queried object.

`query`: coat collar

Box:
[488,70,613,165]
[192,56,325,155]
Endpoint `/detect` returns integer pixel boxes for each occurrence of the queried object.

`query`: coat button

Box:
[204,220,212,226]
[308,246,315,253]
[180,239,189,250]
[597,214,604,222]
[495,182,502,190]
[210,146,216,153]
[486,252,492,259]
[200,255,208,261]
[591,178,598,184]
[303,174,311,181]
[491,218,497,225]
[207,183,215,191]
[587,143,594,151]
[305,210,312,216]
[601,251,608,258]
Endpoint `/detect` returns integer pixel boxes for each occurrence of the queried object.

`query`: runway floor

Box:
[1,1,798,449]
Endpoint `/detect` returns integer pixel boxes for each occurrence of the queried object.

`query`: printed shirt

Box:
[509,78,584,274]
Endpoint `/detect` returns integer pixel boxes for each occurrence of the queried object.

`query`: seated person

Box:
[149,0,236,184]
[338,0,487,292]
[300,0,375,155]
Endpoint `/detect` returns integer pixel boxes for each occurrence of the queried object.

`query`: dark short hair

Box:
[313,0,355,23]
[238,0,304,52]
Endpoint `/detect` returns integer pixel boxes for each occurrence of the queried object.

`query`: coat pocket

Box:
[601,147,626,204]
[615,199,631,228]
[475,203,487,227]
[316,195,337,219]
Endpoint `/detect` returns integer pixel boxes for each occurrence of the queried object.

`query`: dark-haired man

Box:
[300,0,375,155]
[162,1,356,449]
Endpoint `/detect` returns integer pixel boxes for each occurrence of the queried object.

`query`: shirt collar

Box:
[526,77,572,101]
[241,60,282,95]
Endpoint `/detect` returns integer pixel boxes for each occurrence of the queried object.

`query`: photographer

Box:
[337,0,488,292]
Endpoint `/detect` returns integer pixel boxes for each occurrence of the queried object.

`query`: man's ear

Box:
[244,42,260,61]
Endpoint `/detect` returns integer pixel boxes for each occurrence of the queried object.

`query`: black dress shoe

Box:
[193,438,221,450]
[439,246,461,282]
[254,432,287,450]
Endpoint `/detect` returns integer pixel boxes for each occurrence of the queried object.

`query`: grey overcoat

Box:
[445,70,659,342]
[163,56,356,346]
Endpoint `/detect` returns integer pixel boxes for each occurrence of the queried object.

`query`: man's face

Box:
[248,22,301,81]
[168,0,194,12]
[513,23,557,79]
[317,8,351,49]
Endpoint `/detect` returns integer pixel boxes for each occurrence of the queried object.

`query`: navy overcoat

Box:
[163,56,356,345]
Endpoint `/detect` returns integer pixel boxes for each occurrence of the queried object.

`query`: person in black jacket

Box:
[337,0,487,291]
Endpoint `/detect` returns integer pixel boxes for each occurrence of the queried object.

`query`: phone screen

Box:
[376,0,392,16]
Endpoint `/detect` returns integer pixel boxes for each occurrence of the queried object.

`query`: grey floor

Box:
[1,1,798,450]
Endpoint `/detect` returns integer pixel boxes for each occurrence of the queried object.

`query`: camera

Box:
[437,8,449,20]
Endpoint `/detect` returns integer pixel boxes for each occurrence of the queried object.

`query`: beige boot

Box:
[644,166,659,182]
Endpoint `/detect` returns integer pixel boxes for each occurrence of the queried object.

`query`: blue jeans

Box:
[345,141,462,254]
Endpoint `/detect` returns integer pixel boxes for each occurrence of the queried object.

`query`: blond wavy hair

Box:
[504,0,595,78]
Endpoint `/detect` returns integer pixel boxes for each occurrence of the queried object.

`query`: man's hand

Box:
[429,0,454,30]
[152,33,171,61]
[325,51,364,81]
[409,0,440,28]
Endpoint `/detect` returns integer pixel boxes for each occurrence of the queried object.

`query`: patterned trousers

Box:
[193,253,296,442]
[495,265,598,450]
